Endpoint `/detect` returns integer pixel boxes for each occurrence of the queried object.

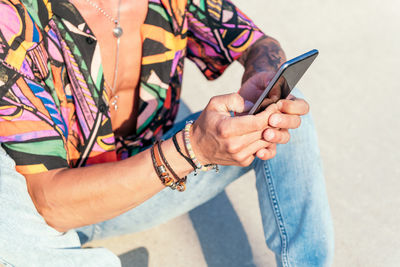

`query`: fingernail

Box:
[277,101,283,109]
[265,129,274,141]
[244,100,254,112]
[270,114,281,126]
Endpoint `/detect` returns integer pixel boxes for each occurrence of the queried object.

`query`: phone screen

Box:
[249,50,318,115]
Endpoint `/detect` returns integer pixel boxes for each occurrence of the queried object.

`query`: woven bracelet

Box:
[150,143,175,189]
[157,140,186,192]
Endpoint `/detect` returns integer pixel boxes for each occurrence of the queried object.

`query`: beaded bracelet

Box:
[183,120,219,173]
[157,140,186,192]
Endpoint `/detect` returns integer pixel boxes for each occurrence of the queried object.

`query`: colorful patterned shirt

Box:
[0,0,264,175]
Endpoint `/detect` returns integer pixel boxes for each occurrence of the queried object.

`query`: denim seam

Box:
[263,160,290,267]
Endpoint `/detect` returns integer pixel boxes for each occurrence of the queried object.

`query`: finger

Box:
[253,72,276,90]
[223,128,273,154]
[210,93,257,115]
[233,99,255,116]
[269,113,301,129]
[243,100,255,112]
[255,143,277,161]
[263,128,291,144]
[239,72,276,102]
[232,139,273,166]
[209,93,246,113]
[257,98,276,113]
[219,103,279,137]
[277,98,309,115]
[267,76,284,101]
[267,85,282,102]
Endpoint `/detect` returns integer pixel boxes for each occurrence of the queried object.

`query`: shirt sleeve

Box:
[0,0,69,175]
[186,0,265,80]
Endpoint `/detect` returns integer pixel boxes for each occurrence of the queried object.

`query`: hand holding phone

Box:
[248,49,319,115]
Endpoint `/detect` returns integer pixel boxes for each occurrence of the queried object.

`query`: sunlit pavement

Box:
[87,1,400,266]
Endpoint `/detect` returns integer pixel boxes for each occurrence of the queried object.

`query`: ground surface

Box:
[88,0,400,266]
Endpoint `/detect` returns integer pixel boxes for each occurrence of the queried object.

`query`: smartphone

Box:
[248,49,319,115]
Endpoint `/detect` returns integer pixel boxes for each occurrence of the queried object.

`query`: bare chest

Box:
[75,0,148,135]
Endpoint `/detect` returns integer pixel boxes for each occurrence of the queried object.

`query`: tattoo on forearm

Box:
[240,36,286,84]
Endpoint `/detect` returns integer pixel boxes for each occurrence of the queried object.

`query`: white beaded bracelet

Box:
[183,120,219,173]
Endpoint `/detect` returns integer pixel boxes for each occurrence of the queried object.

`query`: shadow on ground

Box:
[119,247,149,267]
[119,103,257,267]
[189,191,256,267]
[119,191,256,267]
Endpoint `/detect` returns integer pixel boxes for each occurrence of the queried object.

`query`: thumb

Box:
[212,93,252,114]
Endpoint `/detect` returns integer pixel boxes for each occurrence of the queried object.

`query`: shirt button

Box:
[99,104,108,113]
[86,37,95,45]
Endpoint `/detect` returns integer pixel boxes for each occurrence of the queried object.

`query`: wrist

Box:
[162,134,195,178]
[184,120,218,173]
[187,121,210,167]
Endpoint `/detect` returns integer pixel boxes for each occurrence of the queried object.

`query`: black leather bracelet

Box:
[157,140,180,180]
[172,132,197,171]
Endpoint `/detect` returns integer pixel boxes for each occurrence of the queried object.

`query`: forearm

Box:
[239,35,287,84]
[26,132,193,232]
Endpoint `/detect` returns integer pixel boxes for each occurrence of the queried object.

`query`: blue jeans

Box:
[0,89,333,267]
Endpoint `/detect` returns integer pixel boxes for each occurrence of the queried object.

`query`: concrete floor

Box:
[88,0,400,266]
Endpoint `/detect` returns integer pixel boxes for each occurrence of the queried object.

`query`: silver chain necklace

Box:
[84,0,123,110]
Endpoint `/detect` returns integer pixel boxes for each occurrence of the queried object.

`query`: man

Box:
[0,0,333,266]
